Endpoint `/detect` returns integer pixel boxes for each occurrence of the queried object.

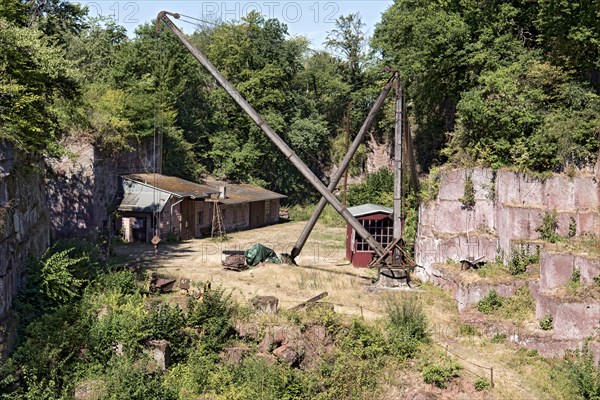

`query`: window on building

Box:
[198,211,204,226]
[355,218,394,252]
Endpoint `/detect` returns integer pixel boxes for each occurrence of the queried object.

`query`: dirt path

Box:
[113,221,571,400]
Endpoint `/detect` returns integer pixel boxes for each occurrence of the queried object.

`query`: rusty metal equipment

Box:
[156,11,387,259]
[151,277,177,293]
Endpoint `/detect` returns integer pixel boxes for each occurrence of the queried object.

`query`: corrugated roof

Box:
[204,178,287,205]
[122,173,218,199]
[118,180,171,212]
[347,203,393,217]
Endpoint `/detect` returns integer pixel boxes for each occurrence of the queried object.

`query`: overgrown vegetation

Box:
[421,356,462,389]
[1,244,439,399]
[540,315,554,331]
[346,168,394,208]
[459,174,476,210]
[563,345,600,400]
[373,0,600,172]
[508,243,540,275]
[536,209,562,243]
[477,289,504,314]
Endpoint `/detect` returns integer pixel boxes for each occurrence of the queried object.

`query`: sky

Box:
[73,1,394,49]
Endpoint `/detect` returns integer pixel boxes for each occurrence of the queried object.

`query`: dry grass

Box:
[113,221,578,400]
[549,233,600,256]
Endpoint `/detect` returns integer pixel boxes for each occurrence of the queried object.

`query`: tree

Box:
[0,17,78,154]
[537,0,600,90]
[325,13,367,89]
[372,0,599,172]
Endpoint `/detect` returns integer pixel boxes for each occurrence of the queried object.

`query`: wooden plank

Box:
[290,292,328,311]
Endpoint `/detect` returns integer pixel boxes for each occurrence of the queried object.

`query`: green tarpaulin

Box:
[244,243,281,266]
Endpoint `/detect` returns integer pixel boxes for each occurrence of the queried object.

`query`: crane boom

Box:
[156,11,388,259]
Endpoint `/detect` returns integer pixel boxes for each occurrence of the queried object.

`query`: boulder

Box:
[252,296,279,314]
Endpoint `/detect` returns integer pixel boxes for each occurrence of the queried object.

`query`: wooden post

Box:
[290,292,329,311]
[490,367,494,387]
[393,78,404,260]
[342,103,352,207]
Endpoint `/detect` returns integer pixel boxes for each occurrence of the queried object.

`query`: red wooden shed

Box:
[346,203,395,267]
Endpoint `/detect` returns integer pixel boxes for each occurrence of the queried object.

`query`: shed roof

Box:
[204,178,287,205]
[122,173,218,199]
[118,180,171,212]
[347,203,393,218]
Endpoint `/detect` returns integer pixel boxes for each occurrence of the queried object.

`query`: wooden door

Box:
[132,217,147,242]
[181,200,195,240]
[249,201,265,229]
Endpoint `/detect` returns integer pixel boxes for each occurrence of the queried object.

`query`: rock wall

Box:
[45,138,157,239]
[0,141,50,320]
[415,160,600,356]
[415,165,599,273]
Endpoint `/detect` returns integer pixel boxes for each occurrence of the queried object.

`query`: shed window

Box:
[355,218,394,252]
[198,211,204,225]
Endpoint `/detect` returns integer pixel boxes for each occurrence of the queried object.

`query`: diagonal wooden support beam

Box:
[158,11,387,258]
[289,74,397,259]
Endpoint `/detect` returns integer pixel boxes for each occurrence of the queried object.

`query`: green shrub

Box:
[508,243,540,275]
[563,345,600,400]
[86,293,150,361]
[339,319,386,360]
[386,297,428,342]
[187,287,234,352]
[102,357,178,400]
[2,306,87,398]
[346,168,394,207]
[498,286,535,322]
[143,303,188,361]
[422,358,462,388]
[474,377,491,391]
[536,209,561,243]
[95,270,138,294]
[459,174,476,210]
[477,290,503,314]
[316,352,379,399]
[540,315,553,330]
[420,167,441,202]
[385,297,429,360]
[491,333,507,343]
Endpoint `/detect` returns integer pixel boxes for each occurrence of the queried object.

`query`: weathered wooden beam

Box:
[290,292,328,311]
[157,11,387,258]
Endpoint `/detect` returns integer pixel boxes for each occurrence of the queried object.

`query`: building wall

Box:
[222,203,250,231]
[265,200,280,225]
[194,200,212,238]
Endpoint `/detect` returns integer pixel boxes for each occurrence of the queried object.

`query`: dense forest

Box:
[2,0,598,204]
